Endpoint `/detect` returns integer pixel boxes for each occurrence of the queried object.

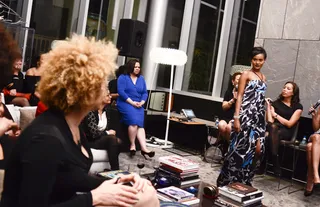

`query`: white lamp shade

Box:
[150,47,187,66]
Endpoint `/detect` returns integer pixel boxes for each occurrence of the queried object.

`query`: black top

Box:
[0,109,105,207]
[273,100,303,138]
[7,71,24,92]
[108,79,118,94]
[81,107,110,141]
[222,88,236,121]
[24,75,41,93]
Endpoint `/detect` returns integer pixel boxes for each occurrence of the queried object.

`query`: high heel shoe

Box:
[304,188,314,197]
[130,150,136,157]
[141,150,155,159]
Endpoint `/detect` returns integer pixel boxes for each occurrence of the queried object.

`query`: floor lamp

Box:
[150,47,187,147]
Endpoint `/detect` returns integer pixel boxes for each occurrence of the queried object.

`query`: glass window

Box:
[156,0,185,88]
[202,0,225,9]
[233,0,261,65]
[86,0,109,40]
[182,0,224,95]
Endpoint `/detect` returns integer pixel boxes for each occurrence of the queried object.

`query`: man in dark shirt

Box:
[217,72,241,142]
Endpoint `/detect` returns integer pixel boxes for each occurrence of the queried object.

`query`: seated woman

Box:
[117,59,155,159]
[24,54,44,106]
[305,106,320,196]
[266,81,302,175]
[3,58,30,107]
[0,35,159,207]
[218,72,241,142]
[108,65,127,102]
[82,92,121,170]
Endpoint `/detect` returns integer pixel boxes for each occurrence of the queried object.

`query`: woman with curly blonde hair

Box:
[0,35,159,207]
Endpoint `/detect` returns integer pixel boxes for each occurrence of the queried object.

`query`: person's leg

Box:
[11,97,30,107]
[225,121,232,142]
[269,123,281,174]
[136,127,149,152]
[306,142,314,192]
[134,184,160,207]
[128,125,138,151]
[218,120,228,140]
[89,135,121,170]
[310,134,320,184]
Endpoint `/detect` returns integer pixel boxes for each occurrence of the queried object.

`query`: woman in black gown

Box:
[0,35,159,207]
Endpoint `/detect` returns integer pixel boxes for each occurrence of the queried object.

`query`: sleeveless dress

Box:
[217,80,267,187]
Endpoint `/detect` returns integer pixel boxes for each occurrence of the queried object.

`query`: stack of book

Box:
[158,155,200,187]
[157,186,200,206]
[215,182,264,207]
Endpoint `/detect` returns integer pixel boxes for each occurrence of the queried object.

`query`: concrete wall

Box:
[255,0,320,117]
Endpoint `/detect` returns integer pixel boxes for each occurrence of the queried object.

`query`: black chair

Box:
[288,144,306,194]
[277,122,300,191]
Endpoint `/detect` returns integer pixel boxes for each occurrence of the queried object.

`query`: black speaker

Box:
[117,19,148,58]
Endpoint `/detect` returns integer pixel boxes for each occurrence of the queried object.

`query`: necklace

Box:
[252,70,262,81]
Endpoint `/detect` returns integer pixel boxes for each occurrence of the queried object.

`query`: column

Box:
[142,0,168,90]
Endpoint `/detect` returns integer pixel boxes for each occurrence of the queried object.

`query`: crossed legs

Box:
[128,125,151,153]
[218,120,232,142]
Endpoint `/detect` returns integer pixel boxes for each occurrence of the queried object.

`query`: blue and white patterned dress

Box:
[217,80,267,187]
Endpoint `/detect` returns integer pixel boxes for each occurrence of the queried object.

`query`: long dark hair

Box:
[126,59,140,76]
[0,23,21,89]
[277,81,300,107]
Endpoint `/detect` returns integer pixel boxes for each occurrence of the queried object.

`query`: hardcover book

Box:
[218,186,263,203]
[229,183,258,195]
[159,155,199,171]
[97,170,131,179]
[157,186,195,201]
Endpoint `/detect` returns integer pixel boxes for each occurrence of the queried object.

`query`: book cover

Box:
[159,155,199,171]
[214,195,263,207]
[98,170,131,179]
[219,186,263,203]
[160,163,199,174]
[229,182,258,195]
[157,186,195,201]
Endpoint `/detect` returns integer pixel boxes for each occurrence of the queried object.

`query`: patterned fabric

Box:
[217,80,267,187]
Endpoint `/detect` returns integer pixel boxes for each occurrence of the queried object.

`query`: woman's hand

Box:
[107,130,116,135]
[9,89,16,96]
[309,106,316,116]
[270,106,277,118]
[118,173,152,192]
[0,117,19,136]
[265,98,272,108]
[91,178,139,207]
[234,118,240,133]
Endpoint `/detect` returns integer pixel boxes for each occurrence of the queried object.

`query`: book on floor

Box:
[218,185,263,203]
[214,195,263,207]
[97,170,131,179]
[228,182,258,195]
[159,155,199,171]
[157,186,195,201]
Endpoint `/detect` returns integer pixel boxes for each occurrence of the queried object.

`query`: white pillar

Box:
[142,0,168,90]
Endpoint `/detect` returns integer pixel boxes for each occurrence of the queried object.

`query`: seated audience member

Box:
[24,54,44,106]
[0,102,20,169]
[81,92,121,170]
[117,59,155,158]
[305,106,320,196]
[109,65,127,101]
[266,81,302,175]
[3,58,30,106]
[0,35,159,207]
[218,72,241,142]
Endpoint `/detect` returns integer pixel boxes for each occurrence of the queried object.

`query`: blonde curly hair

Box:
[37,35,118,113]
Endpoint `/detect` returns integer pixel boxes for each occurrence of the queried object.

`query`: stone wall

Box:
[255,0,320,117]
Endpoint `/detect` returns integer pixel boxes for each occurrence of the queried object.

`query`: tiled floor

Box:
[119,146,320,207]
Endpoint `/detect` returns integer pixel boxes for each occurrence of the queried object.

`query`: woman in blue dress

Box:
[217,47,267,187]
[117,59,155,158]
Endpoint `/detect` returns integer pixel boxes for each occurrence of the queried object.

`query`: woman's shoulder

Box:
[294,102,303,110]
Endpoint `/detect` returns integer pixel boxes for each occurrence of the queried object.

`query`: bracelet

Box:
[233,115,240,119]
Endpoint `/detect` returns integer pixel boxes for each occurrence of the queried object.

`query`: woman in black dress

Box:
[266,81,302,175]
[0,35,159,207]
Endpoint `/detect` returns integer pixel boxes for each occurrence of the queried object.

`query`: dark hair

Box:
[250,47,267,60]
[277,81,300,107]
[232,72,242,81]
[116,65,127,78]
[126,59,140,76]
[0,23,21,89]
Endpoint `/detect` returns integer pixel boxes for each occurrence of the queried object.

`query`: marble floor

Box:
[119,147,320,207]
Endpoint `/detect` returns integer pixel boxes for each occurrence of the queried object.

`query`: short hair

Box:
[116,65,127,78]
[0,23,21,89]
[126,59,140,76]
[232,72,242,81]
[38,35,118,113]
[250,47,267,60]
